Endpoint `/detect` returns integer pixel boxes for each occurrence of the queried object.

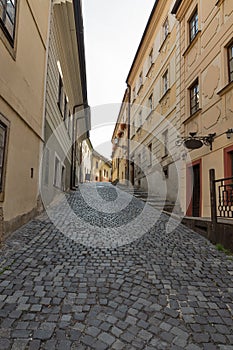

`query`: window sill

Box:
[159,32,171,53]
[217,81,233,96]
[182,30,201,57]
[183,108,202,124]
[159,88,171,103]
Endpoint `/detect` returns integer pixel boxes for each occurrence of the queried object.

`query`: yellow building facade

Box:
[92,151,111,183]
[111,89,129,185]
[126,0,181,210]
[172,0,233,218]
[0,0,50,238]
[113,0,233,223]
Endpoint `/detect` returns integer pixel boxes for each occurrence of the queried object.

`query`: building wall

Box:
[175,0,233,217]
[127,0,181,206]
[0,0,50,237]
[80,139,92,182]
[41,6,73,207]
[92,154,111,182]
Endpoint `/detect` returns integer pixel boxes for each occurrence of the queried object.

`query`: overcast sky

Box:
[82,0,155,158]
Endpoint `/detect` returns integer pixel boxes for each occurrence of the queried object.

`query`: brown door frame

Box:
[224,144,233,177]
[186,159,202,217]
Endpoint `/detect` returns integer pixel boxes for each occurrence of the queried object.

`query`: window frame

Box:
[163,70,169,94]
[0,114,9,202]
[148,94,153,112]
[228,42,233,83]
[163,17,169,40]
[0,0,17,46]
[162,130,168,158]
[189,8,198,43]
[189,79,200,115]
[58,74,64,114]
[148,143,152,166]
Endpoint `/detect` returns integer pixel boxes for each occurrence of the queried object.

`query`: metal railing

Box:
[209,169,233,227]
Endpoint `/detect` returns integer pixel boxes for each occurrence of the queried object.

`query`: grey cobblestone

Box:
[0,183,232,349]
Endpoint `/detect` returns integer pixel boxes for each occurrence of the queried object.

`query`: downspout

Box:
[71,102,88,189]
[127,84,131,185]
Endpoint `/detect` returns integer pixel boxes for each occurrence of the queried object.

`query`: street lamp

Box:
[226,128,233,139]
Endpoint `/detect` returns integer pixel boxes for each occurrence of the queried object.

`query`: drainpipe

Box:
[71,102,88,189]
[127,84,131,185]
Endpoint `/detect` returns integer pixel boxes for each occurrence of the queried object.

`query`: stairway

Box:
[116,183,177,213]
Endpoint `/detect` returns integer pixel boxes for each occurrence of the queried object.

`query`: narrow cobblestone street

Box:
[0,183,233,350]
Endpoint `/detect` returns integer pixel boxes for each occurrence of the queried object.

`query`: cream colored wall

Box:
[0,1,50,226]
[0,100,41,221]
[177,0,233,217]
[0,0,50,138]
[128,0,180,200]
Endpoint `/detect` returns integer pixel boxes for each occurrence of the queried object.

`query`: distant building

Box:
[0,0,50,239]
[111,89,129,185]
[92,151,111,182]
[80,138,93,182]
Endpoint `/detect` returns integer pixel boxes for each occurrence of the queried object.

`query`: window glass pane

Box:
[0,1,4,19]
[229,45,233,59]
[5,13,13,36]
[6,0,15,23]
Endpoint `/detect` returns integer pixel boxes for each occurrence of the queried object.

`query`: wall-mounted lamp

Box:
[226,128,233,139]
[176,132,216,151]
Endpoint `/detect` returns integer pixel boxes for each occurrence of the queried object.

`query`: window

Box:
[139,72,143,87]
[64,97,68,122]
[149,49,153,66]
[67,111,71,136]
[190,79,199,115]
[138,110,142,130]
[148,94,153,112]
[0,122,7,192]
[61,165,65,191]
[162,130,168,157]
[163,17,169,39]
[44,148,49,186]
[163,70,169,94]
[189,9,198,43]
[58,75,64,113]
[54,157,60,188]
[96,161,98,169]
[132,87,136,100]
[0,0,17,44]
[138,153,141,173]
[148,143,152,166]
[228,42,233,83]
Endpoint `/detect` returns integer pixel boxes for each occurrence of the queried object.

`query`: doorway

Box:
[187,160,201,217]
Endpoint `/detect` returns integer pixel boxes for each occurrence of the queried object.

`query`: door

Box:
[187,160,201,217]
[130,162,134,186]
[224,146,233,178]
[192,164,200,217]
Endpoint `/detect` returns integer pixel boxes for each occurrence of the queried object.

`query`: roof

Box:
[126,0,159,84]
[171,0,183,14]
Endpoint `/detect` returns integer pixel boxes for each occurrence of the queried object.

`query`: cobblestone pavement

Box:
[0,183,233,350]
